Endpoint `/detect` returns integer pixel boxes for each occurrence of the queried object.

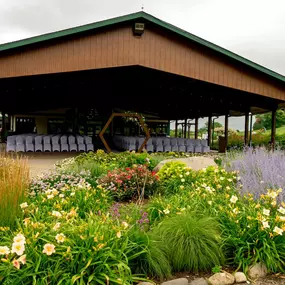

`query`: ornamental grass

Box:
[0,154,29,227]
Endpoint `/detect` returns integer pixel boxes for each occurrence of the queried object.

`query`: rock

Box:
[248,263,267,279]
[234,272,247,283]
[138,282,154,285]
[189,277,209,285]
[208,272,235,285]
[160,278,188,285]
[153,157,217,172]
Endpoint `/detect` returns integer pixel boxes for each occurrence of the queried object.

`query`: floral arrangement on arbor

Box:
[122,111,146,128]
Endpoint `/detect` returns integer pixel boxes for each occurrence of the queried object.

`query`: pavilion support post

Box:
[1,111,6,143]
[244,112,249,146]
[271,109,277,150]
[195,118,198,139]
[175,120,178,137]
[225,114,229,151]
[249,113,253,146]
[208,116,212,147]
[184,118,187,138]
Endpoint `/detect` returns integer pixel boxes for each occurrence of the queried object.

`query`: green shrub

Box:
[151,213,225,272]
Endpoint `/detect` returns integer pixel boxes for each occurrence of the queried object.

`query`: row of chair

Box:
[6,134,94,152]
[113,136,210,153]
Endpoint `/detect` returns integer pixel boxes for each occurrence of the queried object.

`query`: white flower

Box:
[52,211,62,218]
[220,177,225,181]
[55,233,66,243]
[185,172,190,176]
[11,243,25,256]
[59,194,65,198]
[230,195,238,204]
[181,178,185,183]
[208,201,213,205]
[233,208,240,214]
[53,223,61,231]
[121,222,129,229]
[262,221,270,229]
[278,207,285,215]
[180,185,185,190]
[70,192,75,196]
[273,226,283,236]
[52,189,59,196]
[43,244,56,256]
[47,194,54,199]
[13,234,26,245]
[263,209,270,216]
[227,178,232,182]
[20,202,28,209]
[18,254,26,265]
[280,216,285,222]
[163,209,170,215]
[0,246,10,255]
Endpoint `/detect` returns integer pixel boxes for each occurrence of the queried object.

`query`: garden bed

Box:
[1,149,285,284]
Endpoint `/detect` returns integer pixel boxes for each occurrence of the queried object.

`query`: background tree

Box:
[253,110,285,130]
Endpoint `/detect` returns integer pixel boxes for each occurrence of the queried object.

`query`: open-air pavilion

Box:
[0,11,285,152]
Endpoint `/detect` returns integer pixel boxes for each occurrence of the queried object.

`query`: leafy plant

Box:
[98,165,159,202]
[151,213,225,272]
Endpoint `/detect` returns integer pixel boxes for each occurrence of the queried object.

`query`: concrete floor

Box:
[25,153,78,177]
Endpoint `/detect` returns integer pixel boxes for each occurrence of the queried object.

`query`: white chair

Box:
[51,135,61,152]
[146,138,154,153]
[35,136,43,152]
[201,139,210,153]
[170,138,178,152]
[77,136,86,152]
[194,139,202,153]
[43,136,52,152]
[16,135,25,152]
[68,135,77,152]
[60,135,69,152]
[154,137,164,152]
[163,138,171,152]
[25,135,35,152]
[127,137,136,151]
[136,137,145,151]
[177,138,186,152]
[6,136,16,152]
[185,139,194,153]
[84,136,94,152]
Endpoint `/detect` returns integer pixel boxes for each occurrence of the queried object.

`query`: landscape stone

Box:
[189,277,209,285]
[153,157,217,172]
[160,277,188,285]
[208,272,235,285]
[248,263,267,279]
[138,282,154,285]
[234,272,247,283]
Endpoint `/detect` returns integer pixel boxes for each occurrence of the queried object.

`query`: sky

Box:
[0,0,284,130]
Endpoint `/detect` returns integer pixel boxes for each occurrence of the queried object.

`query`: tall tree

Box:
[254,110,285,130]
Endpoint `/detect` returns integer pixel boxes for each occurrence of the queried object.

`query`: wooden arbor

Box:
[99,113,150,153]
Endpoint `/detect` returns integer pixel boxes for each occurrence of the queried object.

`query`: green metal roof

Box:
[0,11,284,83]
